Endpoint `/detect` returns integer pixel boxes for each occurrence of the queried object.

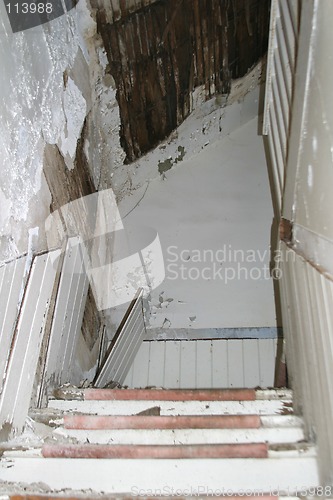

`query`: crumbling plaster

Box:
[0,0,117,264]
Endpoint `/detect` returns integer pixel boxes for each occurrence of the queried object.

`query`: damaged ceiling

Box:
[92,0,271,162]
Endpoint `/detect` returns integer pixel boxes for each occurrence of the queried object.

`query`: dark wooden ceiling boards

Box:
[94,0,270,162]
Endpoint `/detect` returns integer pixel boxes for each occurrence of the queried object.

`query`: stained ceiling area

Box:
[93,0,271,162]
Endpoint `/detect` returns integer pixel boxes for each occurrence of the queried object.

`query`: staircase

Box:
[0,388,320,497]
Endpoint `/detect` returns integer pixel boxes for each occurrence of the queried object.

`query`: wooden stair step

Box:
[82,388,256,401]
[42,442,268,459]
[48,399,290,416]
[63,414,261,430]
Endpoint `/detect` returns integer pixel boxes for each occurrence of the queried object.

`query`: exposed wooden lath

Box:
[96,0,270,162]
[263,0,300,211]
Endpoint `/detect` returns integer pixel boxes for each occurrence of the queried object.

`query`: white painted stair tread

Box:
[0,457,319,494]
[52,425,305,445]
[48,398,292,415]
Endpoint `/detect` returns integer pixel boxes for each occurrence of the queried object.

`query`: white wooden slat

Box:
[278,0,297,64]
[99,312,143,386]
[272,52,289,131]
[196,340,212,388]
[280,249,304,402]
[104,308,146,387]
[95,289,146,388]
[49,398,291,415]
[286,0,299,35]
[310,270,333,445]
[122,363,134,387]
[268,109,284,192]
[258,339,276,388]
[274,22,293,103]
[180,341,196,389]
[0,457,320,494]
[227,340,244,388]
[54,426,305,446]
[266,129,282,210]
[147,340,166,388]
[212,339,228,388]
[270,81,287,158]
[60,243,89,384]
[42,239,82,388]
[302,265,327,433]
[263,0,278,135]
[0,250,61,434]
[243,339,260,388]
[0,256,27,393]
[126,339,276,390]
[164,341,181,389]
[131,341,150,388]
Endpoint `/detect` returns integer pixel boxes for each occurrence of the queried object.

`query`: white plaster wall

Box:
[0,0,107,264]
[110,112,276,332]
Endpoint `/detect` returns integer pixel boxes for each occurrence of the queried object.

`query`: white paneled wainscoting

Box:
[124,337,279,390]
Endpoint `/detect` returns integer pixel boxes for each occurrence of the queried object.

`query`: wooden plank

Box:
[144,327,281,341]
[122,363,134,387]
[147,341,166,388]
[59,242,89,384]
[131,341,150,388]
[0,250,61,435]
[42,443,268,459]
[56,425,305,446]
[0,256,27,394]
[0,457,320,494]
[164,341,181,388]
[196,340,212,388]
[64,414,261,430]
[212,339,228,388]
[179,340,196,389]
[258,339,276,388]
[95,289,146,388]
[42,239,89,390]
[49,399,289,416]
[83,388,256,401]
[243,339,260,388]
[227,340,244,388]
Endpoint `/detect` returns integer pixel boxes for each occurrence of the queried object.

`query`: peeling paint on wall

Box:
[95,0,270,162]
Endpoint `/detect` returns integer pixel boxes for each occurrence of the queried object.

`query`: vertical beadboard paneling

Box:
[212,340,228,388]
[0,250,61,434]
[43,238,89,390]
[179,341,197,389]
[95,289,146,388]
[243,339,260,388]
[263,0,299,210]
[258,339,276,388]
[227,340,244,388]
[0,256,27,394]
[123,363,134,388]
[129,339,276,389]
